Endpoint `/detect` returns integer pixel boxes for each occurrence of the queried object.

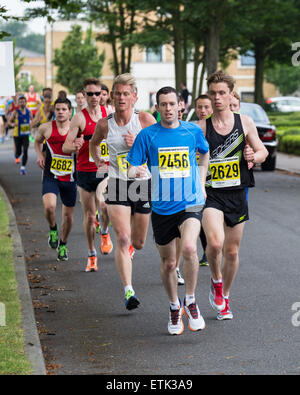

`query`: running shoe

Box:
[129,244,135,259]
[209,278,225,312]
[184,299,205,331]
[85,255,98,272]
[168,299,184,336]
[48,229,59,249]
[15,157,20,164]
[95,211,101,234]
[199,253,209,267]
[125,289,140,310]
[57,244,69,261]
[100,233,113,255]
[29,135,35,143]
[20,167,26,175]
[217,297,233,321]
[176,268,185,286]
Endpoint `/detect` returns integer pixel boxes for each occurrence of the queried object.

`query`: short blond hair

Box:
[232,91,240,102]
[112,73,137,94]
[207,70,236,92]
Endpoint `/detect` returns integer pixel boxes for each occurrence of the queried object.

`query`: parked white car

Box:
[266,96,300,112]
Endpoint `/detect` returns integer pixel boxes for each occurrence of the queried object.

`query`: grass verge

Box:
[0,190,32,375]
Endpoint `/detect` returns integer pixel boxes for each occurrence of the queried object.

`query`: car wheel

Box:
[261,155,276,171]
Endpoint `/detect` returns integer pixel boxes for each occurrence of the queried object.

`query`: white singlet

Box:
[106,109,151,181]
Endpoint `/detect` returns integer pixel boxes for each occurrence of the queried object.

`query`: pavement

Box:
[0,139,299,375]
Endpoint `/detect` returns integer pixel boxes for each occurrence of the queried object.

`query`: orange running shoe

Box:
[85,255,98,272]
[100,233,113,255]
[129,244,135,259]
[15,157,20,164]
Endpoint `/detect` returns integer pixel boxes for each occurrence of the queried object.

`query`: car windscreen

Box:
[239,103,270,124]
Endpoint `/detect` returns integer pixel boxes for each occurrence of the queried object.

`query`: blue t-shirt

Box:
[127,121,209,215]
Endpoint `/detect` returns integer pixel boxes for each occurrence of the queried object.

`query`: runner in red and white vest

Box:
[63,77,112,272]
[26,85,41,117]
[34,97,84,261]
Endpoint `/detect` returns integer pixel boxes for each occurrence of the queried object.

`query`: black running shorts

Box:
[204,188,249,227]
[105,178,152,215]
[77,171,108,193]
[42,176,77,207]
[151,207,203,246]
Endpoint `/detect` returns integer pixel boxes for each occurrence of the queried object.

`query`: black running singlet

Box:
[205,113,254,190]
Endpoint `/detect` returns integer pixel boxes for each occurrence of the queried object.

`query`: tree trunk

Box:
[172,6,184,90]
[191,38,201,100]
[254,42,265,106]
[205,24,220,77]
[198,57,206,95]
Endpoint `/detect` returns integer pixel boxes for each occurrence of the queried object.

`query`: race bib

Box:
[20,123,30,136]
[158,147,190,178]
[210,156,241,188]
[117,151,130,173]
[89,141,109,163]
[50,154,74,177]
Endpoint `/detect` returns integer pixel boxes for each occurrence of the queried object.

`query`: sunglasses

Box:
[85,91,101,97]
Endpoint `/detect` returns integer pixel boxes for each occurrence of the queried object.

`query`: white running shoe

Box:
[184,299,205,331]
[168,299,184,335]
[176,268,185,286]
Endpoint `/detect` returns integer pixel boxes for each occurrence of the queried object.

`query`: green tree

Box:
[0,21,45,54]
[265,64,300,96]
[53,24,105,93]
[235,0,300,105]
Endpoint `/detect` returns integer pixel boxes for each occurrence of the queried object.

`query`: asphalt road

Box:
[1,143,300,376]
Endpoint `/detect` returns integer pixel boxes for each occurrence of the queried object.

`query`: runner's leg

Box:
[107,204,132,287]
[78,187,97,252]
[222,222,245,297]
[179,218,200,296]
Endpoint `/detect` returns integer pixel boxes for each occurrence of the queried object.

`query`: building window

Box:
[20,71,31,81]
[241,91,255,103]
[146,47,163,62]
[241,51,256,67]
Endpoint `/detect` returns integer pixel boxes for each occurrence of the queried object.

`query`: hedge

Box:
[267,112,300,156]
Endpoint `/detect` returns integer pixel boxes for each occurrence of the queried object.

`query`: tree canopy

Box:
[53,24,105,93]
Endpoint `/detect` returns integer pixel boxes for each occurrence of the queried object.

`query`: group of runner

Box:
[30,70,268,336]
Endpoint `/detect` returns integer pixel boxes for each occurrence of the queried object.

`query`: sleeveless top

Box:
[13,108,31,137]
[205,113,253,190]
[44,121,75,182]
[76,106,106,172]
[106,109,150,181]
[26,92,39,116]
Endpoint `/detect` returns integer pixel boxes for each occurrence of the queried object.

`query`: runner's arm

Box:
[62,112,84,153]
[90,118,108,168]
[7,110,16,127]
[197,151,209,199]
[124,112,156,148]
[241,115,269,164]
[34,123,48,169]
[30,109,41,128]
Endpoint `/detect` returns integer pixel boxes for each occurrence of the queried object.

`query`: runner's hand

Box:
[244,143,255,169]
[36,154,45,170]
[124,131,135,148]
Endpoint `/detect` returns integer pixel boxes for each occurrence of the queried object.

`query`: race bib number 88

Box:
[210,156,241,188]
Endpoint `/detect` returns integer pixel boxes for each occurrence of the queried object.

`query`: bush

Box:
[280,135,300,155]
[266,112,300,155]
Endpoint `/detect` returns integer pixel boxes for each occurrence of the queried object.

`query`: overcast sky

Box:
[2,0,46,34]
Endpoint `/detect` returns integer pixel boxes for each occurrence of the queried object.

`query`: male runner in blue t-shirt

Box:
[127,86,209,335]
